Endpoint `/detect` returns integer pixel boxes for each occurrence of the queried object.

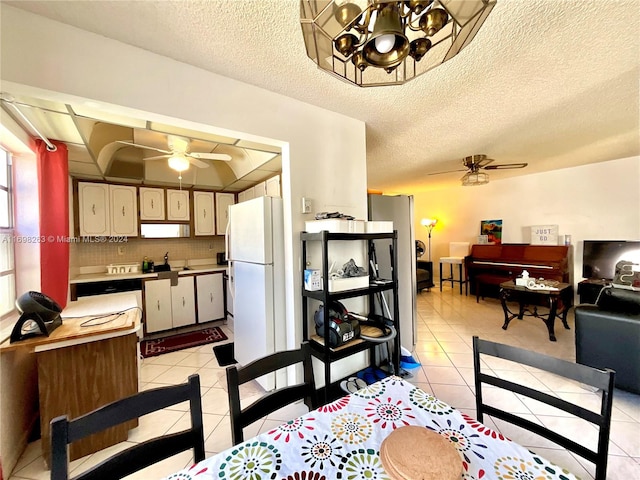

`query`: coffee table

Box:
[499,280,573,341]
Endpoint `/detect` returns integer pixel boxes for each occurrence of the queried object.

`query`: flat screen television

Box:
[582,240,640,280]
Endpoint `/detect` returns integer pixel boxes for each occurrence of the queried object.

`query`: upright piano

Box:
[465,244,570,301]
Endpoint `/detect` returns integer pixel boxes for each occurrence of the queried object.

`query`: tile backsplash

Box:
[70,237,226,269]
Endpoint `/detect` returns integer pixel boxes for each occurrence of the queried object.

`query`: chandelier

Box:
[300,0,496,87]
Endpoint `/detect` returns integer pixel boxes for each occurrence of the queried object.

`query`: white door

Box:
[109,184,138,236]
[171,276,196,328]
[167,189,190,221]
[78,182,110,236]
[233,261,276,390]
[215,192,235,235]
[144,279,172,333]
[139,187,165,220]
[196,273,224,322]
[194,191,215,236]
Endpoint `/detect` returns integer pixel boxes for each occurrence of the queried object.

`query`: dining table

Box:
[163,376,579,480]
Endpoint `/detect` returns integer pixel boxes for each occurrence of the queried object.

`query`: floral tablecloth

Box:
[164,376,578,480]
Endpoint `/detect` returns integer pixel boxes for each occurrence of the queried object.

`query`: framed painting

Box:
[480,219,502,245]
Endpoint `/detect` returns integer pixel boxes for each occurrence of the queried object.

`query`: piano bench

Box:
[474,273,511,303]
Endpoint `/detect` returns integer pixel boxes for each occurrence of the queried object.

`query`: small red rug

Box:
[141,327,228,358]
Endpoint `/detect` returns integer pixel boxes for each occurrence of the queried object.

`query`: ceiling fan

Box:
[117,135,232,172]
[428,155,528,186]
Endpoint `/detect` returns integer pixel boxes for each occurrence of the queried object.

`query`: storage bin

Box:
[365,221,393,233]
[328,275,369,292]
[305,219,365,233]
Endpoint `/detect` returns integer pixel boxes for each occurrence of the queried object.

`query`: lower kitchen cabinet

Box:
[144,277,196,333]
[196,273,225,322]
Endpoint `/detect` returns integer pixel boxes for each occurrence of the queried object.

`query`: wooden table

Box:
[0,294,141,466]
[499,280,572,341]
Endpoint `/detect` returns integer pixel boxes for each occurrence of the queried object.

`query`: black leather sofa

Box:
[417,260,434,293]
[574,287,640,394]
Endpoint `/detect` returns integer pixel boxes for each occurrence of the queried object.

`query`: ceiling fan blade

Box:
[187,152,232,161]
[188,158,210,168]
[143,155,170,161]
[484,163,528,170]
[426,168,467,176]
[116,140,171,154]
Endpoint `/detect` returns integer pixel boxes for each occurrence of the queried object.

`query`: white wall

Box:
[0,5,369,470]
[412,156,640,288]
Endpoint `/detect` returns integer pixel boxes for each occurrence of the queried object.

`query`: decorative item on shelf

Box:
[420,218,437,261]
[530,225,559,245]
[299,0,497,87]
[480,219,502,245]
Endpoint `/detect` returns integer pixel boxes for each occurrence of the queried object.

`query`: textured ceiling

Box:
[4,0,640,192]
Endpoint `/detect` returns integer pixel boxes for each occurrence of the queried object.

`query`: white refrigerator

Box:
[228,196,286,390]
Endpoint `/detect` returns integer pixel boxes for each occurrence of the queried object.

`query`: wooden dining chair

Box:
[50,374,205,480]
[226,341,317,445]
[472,336,615,480]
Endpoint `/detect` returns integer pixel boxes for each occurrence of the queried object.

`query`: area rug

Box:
[141,327,227,358]
[213,342,237,366]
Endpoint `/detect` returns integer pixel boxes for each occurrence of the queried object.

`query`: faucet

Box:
[164,252,169,264]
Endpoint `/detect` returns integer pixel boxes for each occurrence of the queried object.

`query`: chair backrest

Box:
[472,336,615,480]
[226,341,317,445]
[50,374,205,480]
[449,242,470,258]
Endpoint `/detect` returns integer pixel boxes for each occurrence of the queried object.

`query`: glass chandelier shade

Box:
[300,0,496,87]
[461,170,489,186]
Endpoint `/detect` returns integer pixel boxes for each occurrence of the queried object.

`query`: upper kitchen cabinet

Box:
[265,175,281,197]
[78,182,110,236]
[78,182,137,237]
[166,189,190,221]
[193,191,215,236]
[139,187,165,221]
[109,184,138,236]
[215,192,235,235]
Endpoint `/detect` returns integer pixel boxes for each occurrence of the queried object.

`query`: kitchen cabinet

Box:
[215,192,235,235]
[171,277,197,328]
[144,276,196,333]
[78,182,110,236]
[109,184,138,236]
[139,187,165,220]
[196,273,225,322]
[237,189,251,203]
[193,191,215,236]
[265,175,281,197]
[253,181,266,198]
[167,189,190,221]
[78,182,137,236]
[144,278,173,333]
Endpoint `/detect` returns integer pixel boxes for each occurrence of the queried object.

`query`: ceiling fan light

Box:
[461,171,489,186]
[168,155,190,172]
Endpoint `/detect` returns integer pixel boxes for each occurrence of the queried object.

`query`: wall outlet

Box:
[117,246,125,255]
[302,197,312,214]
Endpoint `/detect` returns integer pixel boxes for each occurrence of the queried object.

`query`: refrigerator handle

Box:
[225,219,235,304]
[225,216,231,263]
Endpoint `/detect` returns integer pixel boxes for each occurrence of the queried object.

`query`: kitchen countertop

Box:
[0,292,141,352]
[70,264,228,284]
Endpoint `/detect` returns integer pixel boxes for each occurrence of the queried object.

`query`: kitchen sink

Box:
[153,264,171,272]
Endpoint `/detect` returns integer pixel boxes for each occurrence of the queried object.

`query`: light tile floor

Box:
[9,288,640,479]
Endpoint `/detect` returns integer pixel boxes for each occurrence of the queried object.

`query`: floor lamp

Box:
[421,218,438,261]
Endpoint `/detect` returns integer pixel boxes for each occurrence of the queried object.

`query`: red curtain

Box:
[36,139,69,308]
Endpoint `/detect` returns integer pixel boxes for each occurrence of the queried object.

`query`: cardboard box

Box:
[305,219,365,233]
[365,221,393,233]
[304,269,322,291]
[328,275,369,292]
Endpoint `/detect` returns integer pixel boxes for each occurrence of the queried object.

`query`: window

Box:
[0,148,15,318]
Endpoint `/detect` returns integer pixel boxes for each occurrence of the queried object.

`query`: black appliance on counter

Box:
[217,252,228,265]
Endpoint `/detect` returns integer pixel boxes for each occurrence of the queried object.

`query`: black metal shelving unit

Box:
[301,230,400,404]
